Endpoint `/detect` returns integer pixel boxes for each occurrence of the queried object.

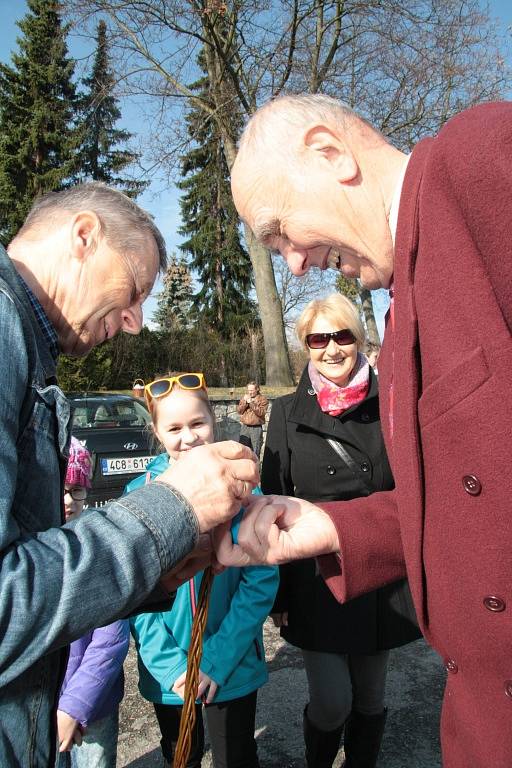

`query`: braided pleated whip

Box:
[173,565,215,768]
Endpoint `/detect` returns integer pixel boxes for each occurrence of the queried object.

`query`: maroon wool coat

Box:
[318,102,512,767]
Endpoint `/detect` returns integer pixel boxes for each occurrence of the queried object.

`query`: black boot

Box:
[342,708,387,768]
[303,705,344,768]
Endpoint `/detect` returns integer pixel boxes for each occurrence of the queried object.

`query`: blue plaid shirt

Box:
[17,275,59,363]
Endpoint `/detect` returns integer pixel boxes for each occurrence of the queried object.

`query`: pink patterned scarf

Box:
[308,353,370,416]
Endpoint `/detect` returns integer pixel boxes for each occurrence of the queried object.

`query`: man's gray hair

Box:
[17,182,167,271]
[238,94,361,156]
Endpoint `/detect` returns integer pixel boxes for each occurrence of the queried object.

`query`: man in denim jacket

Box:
[0,183,258,767]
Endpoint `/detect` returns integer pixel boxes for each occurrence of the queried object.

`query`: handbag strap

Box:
[326,437,375,496]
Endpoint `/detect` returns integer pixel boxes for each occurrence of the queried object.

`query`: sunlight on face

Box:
[152,388,215,461]
[308,314,359,387]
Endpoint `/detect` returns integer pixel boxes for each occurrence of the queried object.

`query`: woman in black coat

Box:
[261,293,420,768]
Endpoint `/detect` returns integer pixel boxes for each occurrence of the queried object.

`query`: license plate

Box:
[100,456,152,475]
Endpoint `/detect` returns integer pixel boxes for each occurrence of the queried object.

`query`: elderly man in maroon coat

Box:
[218,95,512,767]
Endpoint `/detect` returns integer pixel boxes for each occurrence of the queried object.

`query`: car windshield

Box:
[70,398,152,430]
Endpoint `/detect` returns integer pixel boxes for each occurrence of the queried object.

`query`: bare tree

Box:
[273,255,337,331]
[64,0,508,383]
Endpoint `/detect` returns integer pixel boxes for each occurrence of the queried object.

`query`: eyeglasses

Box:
[64,487,88,501]
[305,329,357,349]
[145,373,207,403]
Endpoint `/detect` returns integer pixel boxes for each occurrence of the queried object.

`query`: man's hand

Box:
[160,533,224,593]
[157,442,259,533]
[57,710,83,752]
[214,495,340,566]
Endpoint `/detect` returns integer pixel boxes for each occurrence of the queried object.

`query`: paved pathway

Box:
[117,620,445,767]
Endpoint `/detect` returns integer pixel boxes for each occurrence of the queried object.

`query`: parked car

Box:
[67,392,155,507]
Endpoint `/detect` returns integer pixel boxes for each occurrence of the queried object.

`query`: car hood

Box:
[72,427,152,453]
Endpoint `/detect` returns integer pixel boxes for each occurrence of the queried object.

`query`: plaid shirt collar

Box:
[17,275,59,363]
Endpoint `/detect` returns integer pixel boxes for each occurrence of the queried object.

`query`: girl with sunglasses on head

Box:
[57,438,130,768]
[126,373,278,768]
[261,294,421,768]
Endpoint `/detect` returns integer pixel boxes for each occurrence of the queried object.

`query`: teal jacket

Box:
[126,453,279,704]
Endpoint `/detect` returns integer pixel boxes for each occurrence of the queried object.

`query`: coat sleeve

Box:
[58,620,129,727]
[249,396,268,420]
[260,398,295,613]
[130,604,188,690]
[200,564,279,687]
[316,491,406,602]
[237,397,249,414]
[261,398,294,497]
[0,290,198,687]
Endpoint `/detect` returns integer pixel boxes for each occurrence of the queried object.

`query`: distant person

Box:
[364,342,381,373]
[0,182,258,766]
[127,373,278,768]
[57,438,129,768]
[262,295,420,768]
[237,382,268,459]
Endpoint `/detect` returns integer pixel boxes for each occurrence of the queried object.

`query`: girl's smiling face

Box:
[152,388,215,461]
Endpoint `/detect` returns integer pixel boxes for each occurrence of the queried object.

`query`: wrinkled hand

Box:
[214,495,340,566]
[271,611,288,627]
[160,533,224,593]
[57,710,83,752]
[157,442,259,533]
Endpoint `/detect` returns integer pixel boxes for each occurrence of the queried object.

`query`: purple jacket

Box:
[58,620,129,727]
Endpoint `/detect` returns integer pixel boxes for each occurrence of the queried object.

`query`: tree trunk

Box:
[243,227,294,386]
[360,288,381,346]
[222,134,293,386]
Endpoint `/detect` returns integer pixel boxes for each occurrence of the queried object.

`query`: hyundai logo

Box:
[124,442,139,450]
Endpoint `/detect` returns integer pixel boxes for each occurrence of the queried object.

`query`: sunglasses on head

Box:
[305,329,356,349]
[145,373,206,402]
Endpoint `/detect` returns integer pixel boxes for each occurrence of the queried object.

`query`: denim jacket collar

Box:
[0,245,57,382]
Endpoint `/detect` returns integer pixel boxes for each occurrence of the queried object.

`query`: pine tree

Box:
[177,54,255,337]
[153,253,193,331]
[0,0,80,244]
[78,20,146,197]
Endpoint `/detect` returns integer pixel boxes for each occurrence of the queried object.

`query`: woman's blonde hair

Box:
[296,293,366,350]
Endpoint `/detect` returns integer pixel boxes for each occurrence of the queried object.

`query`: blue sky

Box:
[0,0,510,337]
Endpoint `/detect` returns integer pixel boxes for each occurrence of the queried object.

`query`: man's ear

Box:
[304,124,358,183]
[69,211,101,261]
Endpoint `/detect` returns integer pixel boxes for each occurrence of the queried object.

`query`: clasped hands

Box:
[157,441,339,590]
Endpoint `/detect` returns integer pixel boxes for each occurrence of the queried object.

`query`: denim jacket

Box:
[0,246,199,767]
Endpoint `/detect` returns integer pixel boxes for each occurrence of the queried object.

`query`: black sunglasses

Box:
[305,329,356,349]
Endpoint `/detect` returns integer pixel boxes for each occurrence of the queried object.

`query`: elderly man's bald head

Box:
[231,93,406,291]
[237,94,361,159]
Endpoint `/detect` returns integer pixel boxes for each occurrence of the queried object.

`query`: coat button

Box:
[326,465,336,475]
[505,681,512,699]
[483,596,506,612]
[361,412,370,422]
[360,462,370,472]
[445,659,458,674]
[462,475,481,495]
